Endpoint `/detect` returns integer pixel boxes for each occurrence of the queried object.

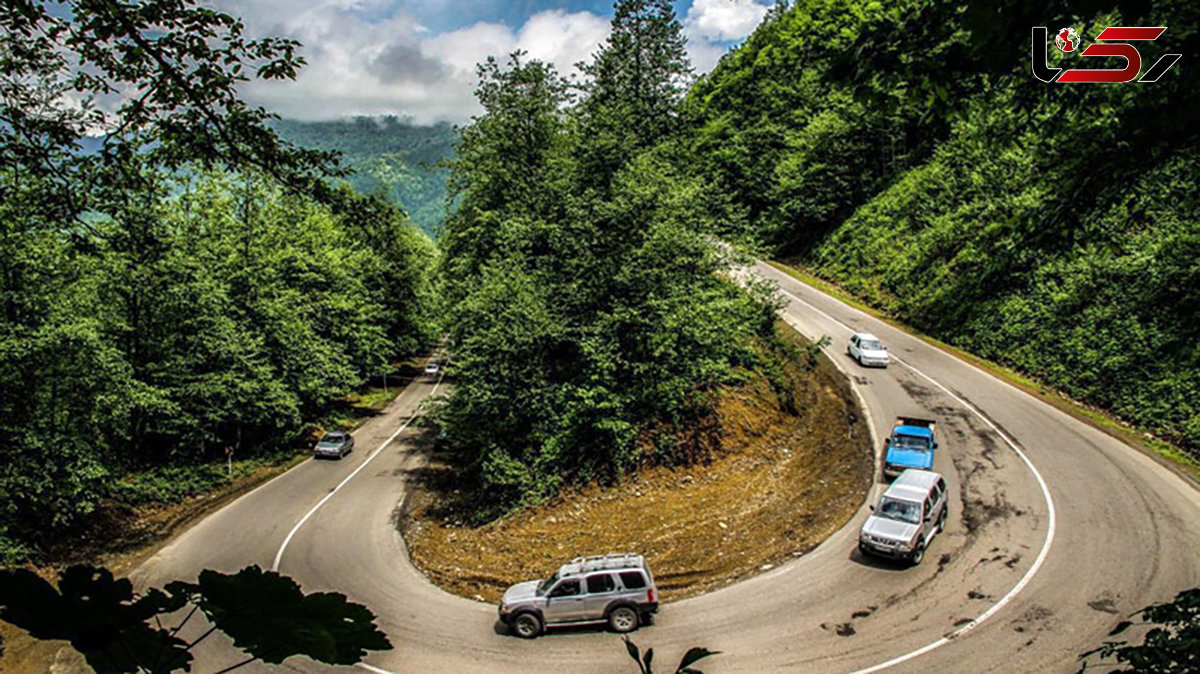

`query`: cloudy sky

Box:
[215,0,771,123]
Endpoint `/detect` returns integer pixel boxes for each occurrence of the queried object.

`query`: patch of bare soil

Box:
[402,337,873,603]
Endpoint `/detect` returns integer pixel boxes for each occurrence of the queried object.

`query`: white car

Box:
[848,332,890,367]
[424,362,441,376]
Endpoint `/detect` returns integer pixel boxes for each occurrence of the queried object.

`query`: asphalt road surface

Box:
[132,261,1200,673]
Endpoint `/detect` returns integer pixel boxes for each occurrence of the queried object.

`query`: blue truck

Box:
[882,417,939,478]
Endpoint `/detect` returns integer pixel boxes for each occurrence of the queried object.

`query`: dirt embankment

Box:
[402,331,874,603]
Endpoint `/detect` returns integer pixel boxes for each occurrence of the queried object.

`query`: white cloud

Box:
[237,6,609,123]
[685,0,769,42]
[216,1,761,123]
[686,38,729,74]
[517,10,610,76]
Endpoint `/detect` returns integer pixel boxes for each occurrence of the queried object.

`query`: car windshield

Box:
[536,571,560,596]
[861,340,883,350]
[893,434,930,449]
[320,434,343,444]
[878,497,922,524]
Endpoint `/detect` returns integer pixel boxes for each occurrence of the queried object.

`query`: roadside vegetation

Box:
[0,1,438,565]
[675,0,1200,460]
[436,0,787,521]
[407,325,872,601]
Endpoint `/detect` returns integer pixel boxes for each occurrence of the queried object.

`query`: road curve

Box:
[132,261,1200,673]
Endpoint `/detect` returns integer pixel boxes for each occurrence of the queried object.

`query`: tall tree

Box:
[441,53,573,303]
[578,0,691,189]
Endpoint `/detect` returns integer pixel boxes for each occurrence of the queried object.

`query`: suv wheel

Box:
[910,543,926,566]
[512,612,542,639]
[937,506,948,533]
[608,606,639,633]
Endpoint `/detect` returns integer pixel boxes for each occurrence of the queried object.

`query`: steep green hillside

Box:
[274,117,456,233]
[683,0,1200,454]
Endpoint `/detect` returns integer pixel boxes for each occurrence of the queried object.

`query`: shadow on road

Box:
[848,545,913,571]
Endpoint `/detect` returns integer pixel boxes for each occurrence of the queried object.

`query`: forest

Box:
[0,1,438,562]
[273,117,456,234]
[4,0,1198,563]
[678,0,1200,457]
[435,1,783,518]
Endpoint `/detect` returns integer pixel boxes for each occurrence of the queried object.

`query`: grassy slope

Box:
[767,261,1200,484]
[682,1,1200,466]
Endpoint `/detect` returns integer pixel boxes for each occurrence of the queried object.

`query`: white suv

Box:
[498,553,658,638]
[859,469,948,565]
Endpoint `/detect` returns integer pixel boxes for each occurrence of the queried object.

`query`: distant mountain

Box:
[273,117,457,234]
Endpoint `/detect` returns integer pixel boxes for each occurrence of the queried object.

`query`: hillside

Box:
[680,0,1200,456]
[273,117,456,233]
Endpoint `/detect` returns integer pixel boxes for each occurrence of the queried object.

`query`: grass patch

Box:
[322,385,404,432]
[767,260,1200,484]
[110,452,301,508]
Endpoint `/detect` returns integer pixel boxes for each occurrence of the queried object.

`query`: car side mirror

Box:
[934,441,939,449]
[869,505,875,512]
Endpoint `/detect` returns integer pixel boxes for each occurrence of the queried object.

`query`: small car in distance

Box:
[314,431,354,459]
[848,332,890,367]
[498,553,658,639]
[424,362,441,376]
[859,469,948,565]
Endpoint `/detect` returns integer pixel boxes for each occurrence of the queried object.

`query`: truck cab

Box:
[883,417,938,478]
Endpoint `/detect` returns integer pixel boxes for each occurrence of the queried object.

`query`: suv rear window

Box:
[619,571,646,589]
[586,574,615,594]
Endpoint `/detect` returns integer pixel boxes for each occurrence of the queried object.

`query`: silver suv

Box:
[859,469,948,565]
[498,553,659,638]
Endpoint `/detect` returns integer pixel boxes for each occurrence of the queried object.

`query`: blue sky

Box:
[219,0,771,122]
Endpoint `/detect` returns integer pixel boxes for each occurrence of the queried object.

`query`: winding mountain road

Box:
[132,261,1200,673]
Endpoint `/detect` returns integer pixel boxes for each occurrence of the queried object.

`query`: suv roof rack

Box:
[563,553,644,574]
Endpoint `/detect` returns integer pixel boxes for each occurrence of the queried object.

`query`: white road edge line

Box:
[356,663,399,674]
[271,367,447,573]
[771,284,1057,673]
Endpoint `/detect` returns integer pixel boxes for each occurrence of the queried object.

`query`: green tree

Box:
[578,0,692,190]
[441,53,573,304]
[671,0,1200,457]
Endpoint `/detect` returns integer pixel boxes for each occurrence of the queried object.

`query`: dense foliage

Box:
[438,1,780,518]
[680,0,1200,455]
[0,1,437,562]
[273,117,457,233]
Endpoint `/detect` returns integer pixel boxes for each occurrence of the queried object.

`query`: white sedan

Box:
[424,362,441,376]
[848,332,890,367]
